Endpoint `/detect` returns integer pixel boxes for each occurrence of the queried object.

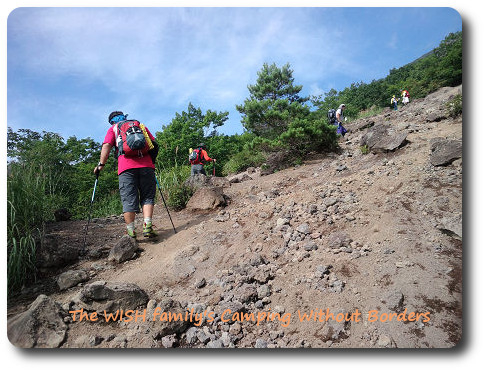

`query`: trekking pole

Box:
[154,175,177,234]
[82,172,99,253]
[213,160,216,177]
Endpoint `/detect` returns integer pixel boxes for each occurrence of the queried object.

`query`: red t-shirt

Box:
[103,124,156,175]
[191,148,213,165]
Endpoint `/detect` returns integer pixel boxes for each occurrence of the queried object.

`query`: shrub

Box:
[167,185,193,211]
[446,94,462,118]
[279,117,338,155]
[222,147,266,176]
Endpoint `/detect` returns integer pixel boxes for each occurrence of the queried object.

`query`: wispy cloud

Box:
[8,7,462,139]
[388,32,399,50]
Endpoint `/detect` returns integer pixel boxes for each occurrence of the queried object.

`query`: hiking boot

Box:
[143,222,157,238]
[127,229,136,238]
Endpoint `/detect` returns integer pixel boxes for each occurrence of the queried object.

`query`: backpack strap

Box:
[197,147,205,164]
[114,121,126,157]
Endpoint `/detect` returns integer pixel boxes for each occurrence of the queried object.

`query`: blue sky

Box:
[7,7,462,143]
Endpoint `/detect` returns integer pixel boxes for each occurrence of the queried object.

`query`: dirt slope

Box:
[7,85,462,348]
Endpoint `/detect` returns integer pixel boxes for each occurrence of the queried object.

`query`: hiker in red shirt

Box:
[93,111,158,239]
[189,143,216,176]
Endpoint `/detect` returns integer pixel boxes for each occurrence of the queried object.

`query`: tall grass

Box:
[91,191,123,218]
[7,163,48,294]
[156,165,193,210]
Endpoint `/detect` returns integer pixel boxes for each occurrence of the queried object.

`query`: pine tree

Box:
[236,63,309,139]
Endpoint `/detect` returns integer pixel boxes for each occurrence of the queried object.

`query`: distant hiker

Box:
[189,143,216,176]
[335,104,348,137]
[94,111,159,239]
[401,89,410,105]
[391,95,399,110]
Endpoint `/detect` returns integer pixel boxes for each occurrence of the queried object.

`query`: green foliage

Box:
[278,117,338,155]
[6,129,122,293]
[445,94,462,118]
[312,31,462,118]
[7,228,38,294]
[222,146,266,176]
[236,63,310,139]
[155,103,228,169]
[156,165,193,211]
[91,191,123,218]
[233,62,338,172]
[15,129,121,219]
[7,163,46,293]
[360,145,370,155]
[202,132,255,177]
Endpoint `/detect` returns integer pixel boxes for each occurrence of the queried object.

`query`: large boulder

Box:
[360,124,408,152]
[186,186,226,211]
[36,234,79,271]
[54,208,71,222]
[185,174,230,190]
[437,214,462,240]
[108,235,137,263]
[426,110,447,123]
[184,174,209,191]
[70,281,149,314]
[349,118,375,132]
[7,294,67,348]
[57,269,89,291]
[228,173,253,184]
[429,138,462,166]
[209,176,231,188]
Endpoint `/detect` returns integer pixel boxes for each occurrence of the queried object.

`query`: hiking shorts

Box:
[118,167,156,213]
[191,164,206,176]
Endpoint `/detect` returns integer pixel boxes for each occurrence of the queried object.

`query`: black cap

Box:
[198,143,206,148]
[108,111,124,123]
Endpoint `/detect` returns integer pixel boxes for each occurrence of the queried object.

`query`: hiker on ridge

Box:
[391,95,399,111]
[94,111,159,239]
[401,89,410,105]
[189,143,216,176]
[335,104,348,137]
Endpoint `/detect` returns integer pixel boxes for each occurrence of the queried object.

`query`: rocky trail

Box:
[7,86,463,349]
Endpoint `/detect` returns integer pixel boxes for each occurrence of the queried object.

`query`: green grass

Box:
[156,165,193,210]
[7,164,47,294]
[92,191,123,217]
[360,145,370,155]
[7,224,38,293]
[222,147,266,176]
[355,105,386,120]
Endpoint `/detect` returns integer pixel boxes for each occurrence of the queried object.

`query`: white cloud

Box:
[11,7,444,139]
